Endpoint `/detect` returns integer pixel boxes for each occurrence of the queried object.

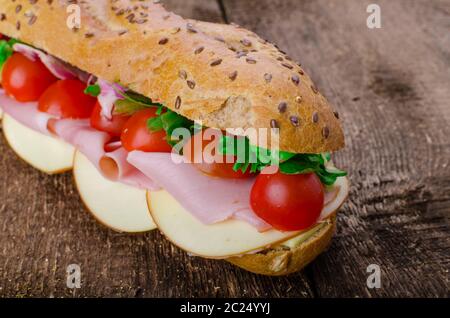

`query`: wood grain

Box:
[0,0,448,297]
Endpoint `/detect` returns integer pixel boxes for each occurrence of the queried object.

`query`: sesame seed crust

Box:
[0,0,344,153]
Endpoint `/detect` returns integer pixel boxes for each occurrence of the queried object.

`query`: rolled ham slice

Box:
[0,92,53,135]
[50,120,157,190]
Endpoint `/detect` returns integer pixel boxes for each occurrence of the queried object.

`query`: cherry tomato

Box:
[38,79,96,118]
[2,53,57,102]
[121,108,172,152]
[183,130,254,179]
[90,102,130,137]
[250,172,324,231]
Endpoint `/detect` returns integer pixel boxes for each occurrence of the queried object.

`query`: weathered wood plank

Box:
[221,0,450,297]
[0,0,448,298]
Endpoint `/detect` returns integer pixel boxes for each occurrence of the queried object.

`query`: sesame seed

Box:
[187,23,197,33]
[158,37,169,45]
[194,46,204,54]
[277,57,283,61]
[16,21,21,30]
[295,96,302,103]
[290,116,300,127]
[116,9,125,16]
[270,119,279,129]
[292,75,300,85]
[240,38,252,47]
[29,0,38,4]
[236,51,247,58]
[179,70,187,80]
[28,15,37,25]
[312,112,319,123]
[126,13,135,22]
[135,19,147,24]
[215,36,225,43]
[85,32,94,38]
[175,96,182,109]
[282,63,293,70]
[229,71,238,81]
[278,102,287,113]
[210,59,223,67]
[246,58,257,64]
[322,126,330,138]
[171,27,181,34]
[334,111,340,119]
[187,80,196,89]
[15,5,22,13]
[264,73,272,83]
[0,14,6,21]
[298,69,305,75]
[118,30,128,36]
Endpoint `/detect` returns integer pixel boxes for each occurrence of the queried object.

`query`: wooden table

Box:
[0,0,448,298]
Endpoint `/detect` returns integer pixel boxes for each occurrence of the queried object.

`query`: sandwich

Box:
[0,0,349,276]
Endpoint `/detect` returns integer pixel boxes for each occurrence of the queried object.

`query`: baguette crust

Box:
[0,0,344,153]
[227,216,336,276]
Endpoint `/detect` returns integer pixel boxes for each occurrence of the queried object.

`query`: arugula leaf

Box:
[219,135,346,185]
[0,39,14,73]
[147,106,198,146]
[279,154,346,185]
[84,84,100,97]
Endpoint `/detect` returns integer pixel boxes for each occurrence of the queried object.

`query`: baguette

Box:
[0,0,344,153]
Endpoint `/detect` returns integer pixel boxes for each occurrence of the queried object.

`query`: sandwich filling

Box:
[0,37,348,240]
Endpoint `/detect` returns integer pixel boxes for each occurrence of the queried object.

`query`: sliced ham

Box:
[127,151,272,232]
[0,92,53,135]
[50,120,157,190]
[101,147,159,190]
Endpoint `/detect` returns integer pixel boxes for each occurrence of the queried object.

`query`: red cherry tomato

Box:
[38,79,96,119]
[2,53,57,102]
[121,108,172,152]
[250,172,324,231]
[90,102,130,137]
[183,130,254,179]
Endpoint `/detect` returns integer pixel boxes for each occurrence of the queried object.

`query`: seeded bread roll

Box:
[227,216,336,276]
[0,0,344,153]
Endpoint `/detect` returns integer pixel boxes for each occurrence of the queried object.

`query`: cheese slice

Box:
[2,114,74,174]
[73,151,156,233]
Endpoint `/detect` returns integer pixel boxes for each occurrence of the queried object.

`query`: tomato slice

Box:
[38,79,96,119]
[90,102,130,138]
[121,108,172,153]
[183,130,254,179]
[2,53,57,102]
[250,172,324,231]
